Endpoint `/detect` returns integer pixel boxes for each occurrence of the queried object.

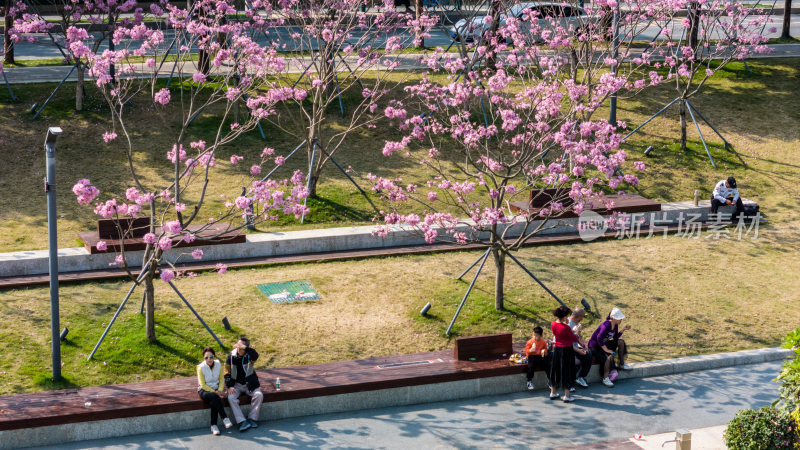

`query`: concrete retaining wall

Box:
[0,346,790,449]
[0,199,754,278]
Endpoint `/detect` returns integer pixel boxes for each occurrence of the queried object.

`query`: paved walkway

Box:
[3,43,800,85]
[41,360,781,449]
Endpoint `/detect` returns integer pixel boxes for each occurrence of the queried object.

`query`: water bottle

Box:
[275,378,281,391]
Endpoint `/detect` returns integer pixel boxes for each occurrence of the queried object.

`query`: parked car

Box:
[447,2,597,44]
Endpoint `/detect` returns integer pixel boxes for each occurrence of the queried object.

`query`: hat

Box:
[727,176,737,188]
[609,307,625,320]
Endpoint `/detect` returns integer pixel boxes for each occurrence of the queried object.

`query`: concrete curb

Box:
[617,346,793,383]
[0,346,792,449]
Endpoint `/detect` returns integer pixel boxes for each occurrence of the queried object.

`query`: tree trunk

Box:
[76,65,85,111]
[569,49,578,81]
[679,99,688,150]
[143,271,156,343]
[492,248,505,311]
[485,0,501,70]
[688,2,700,53]
[198,50,210,75]
[600,7,613,41]
[305,138,319,198]
[307,172,319,198]
[415,0,423,48]
[3,9,14,65]
[782,0,793,39]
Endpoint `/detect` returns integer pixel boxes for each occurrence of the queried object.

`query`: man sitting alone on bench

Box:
[711,176,743,223]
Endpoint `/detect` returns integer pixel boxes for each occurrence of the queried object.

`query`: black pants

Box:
[574,350,593,378]
[591,339,628,378]
[591,346,613,378]
[526,354,551,382]
[198,390,228,426]
[710,197,744,222]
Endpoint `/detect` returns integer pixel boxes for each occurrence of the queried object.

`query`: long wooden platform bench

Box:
[79,220,246,254]
[509,189,661,218]
[0,335,538,434]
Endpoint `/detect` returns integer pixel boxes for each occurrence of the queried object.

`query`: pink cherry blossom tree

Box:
[247,0,437,197]
[70,0,310,343]
[627,0,770,150]
[370,2,656,312]
[443,0,768,151]
[9,0,148,111]
[436,0,679,136]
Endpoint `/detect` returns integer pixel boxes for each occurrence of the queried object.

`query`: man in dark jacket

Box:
[224,337,263,432]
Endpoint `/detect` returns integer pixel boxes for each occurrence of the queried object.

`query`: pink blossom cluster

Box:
[92,198,142,219]
[163,220,182,234]
[160,269,175,283]
[167,144,187,164]
[154,88,171,105]
[240,169,310,220]
[72,179,100,205]
[125,187,155,206]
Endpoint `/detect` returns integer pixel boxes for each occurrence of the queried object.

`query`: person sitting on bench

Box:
[588,308,633,388]
[568,308,592,389]
[711,176,743,222]
[225,337,264,432]
[197,347,233,436]
[524,326,551,391]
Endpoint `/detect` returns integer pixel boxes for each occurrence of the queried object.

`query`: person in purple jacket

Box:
[588,307,633,387]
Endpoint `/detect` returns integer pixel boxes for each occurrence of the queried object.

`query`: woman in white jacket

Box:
[197,347,233,435]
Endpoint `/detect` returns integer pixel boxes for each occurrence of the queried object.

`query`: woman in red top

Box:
[550,305,587,402]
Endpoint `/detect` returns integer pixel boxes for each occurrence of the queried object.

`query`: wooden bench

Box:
[509,190,661,219]
[79,222,247,254]
[454,333,513,361]
[97,217,152,239]
[0,339,530,433]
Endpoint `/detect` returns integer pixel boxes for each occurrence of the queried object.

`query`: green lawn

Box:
[0,59,798,395]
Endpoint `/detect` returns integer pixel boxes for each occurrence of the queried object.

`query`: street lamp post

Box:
[45,127,63,381]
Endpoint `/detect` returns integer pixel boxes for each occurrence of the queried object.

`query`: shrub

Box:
[723,406,799,450]
[776,326,800,416]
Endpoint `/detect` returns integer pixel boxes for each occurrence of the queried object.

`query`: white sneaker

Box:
[222,417,233,429]
[211,425,221,436]
[569,387,576,392]
[575,377,588,388]
[602,377,615,387]
[526,381,534,390]
[620,363,633,371]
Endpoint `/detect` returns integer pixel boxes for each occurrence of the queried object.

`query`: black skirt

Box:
[549,346,576,390]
